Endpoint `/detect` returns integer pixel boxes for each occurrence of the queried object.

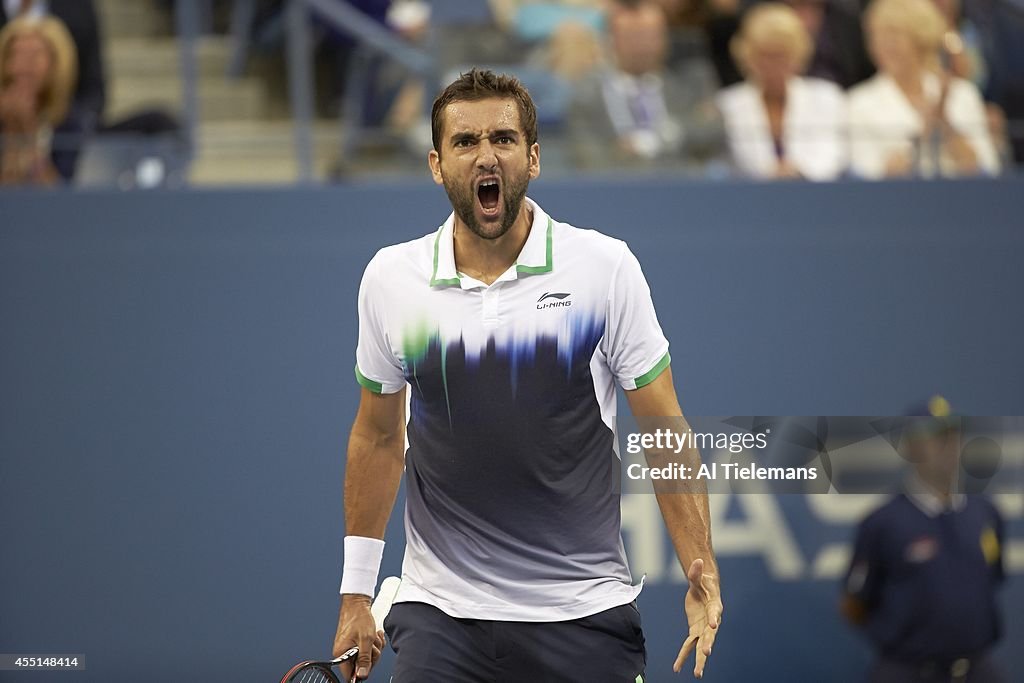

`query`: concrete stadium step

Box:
[106,38,234,80]
[97,0,169,39]
[107,76,268,123]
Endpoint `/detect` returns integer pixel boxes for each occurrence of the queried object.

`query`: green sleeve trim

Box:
[515,217,553,275]
[355,365,384,393]
[633,352,671,388]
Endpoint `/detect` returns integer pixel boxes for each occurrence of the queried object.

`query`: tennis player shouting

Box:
[333,69,722,682]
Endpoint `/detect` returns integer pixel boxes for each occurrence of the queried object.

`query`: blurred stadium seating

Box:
[3,0,1017,187]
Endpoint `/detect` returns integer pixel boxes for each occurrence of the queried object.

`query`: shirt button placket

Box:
[482,286,500,325]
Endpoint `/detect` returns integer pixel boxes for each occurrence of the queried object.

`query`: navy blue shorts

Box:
[383,601,647,682]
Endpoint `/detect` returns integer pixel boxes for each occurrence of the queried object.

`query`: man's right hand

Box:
[333,594,384,681]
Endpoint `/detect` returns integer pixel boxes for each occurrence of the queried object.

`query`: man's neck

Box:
[920,472,955,504]
[453,205,533,285]
[904,469,965,517]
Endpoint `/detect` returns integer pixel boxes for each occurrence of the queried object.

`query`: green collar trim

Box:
[429,224,461,287]
[515,217,553,275]
[429,212,553,288]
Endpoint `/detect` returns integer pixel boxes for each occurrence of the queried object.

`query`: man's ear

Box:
[529,142,541,180]
[428,149,444,185]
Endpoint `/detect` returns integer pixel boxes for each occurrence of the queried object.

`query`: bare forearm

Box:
[625,370,718,574]
[343,427,404,539]
[655,473,718,576]
[645,436,717,574]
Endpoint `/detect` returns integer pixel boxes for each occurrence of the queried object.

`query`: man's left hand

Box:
[673,558,723,678]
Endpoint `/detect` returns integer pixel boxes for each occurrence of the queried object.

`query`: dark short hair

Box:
[430,68,538,153]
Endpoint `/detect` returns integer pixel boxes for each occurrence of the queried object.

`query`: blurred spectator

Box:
[523,18,605,130]
[930,0,985,86]
[488,0,606,41]
[847,0,999,178]
[790,0,873,86]
[324,0,393,123]
[0,0,106,180]
[0,14,76,185]
[706,0,746,84]
[248,0,393,119]
[929,0,1012,167]
[654,0,714,27]
[490,1,608,98]
[531,18,605,81]
[379,0,433,153]
[716,2,846,179]
[968,0,1024,166]
[707,0,874,89]
[841,397,1006,683]
[653,0,735,80]
[568,0,722,169]
[488,0,607,100]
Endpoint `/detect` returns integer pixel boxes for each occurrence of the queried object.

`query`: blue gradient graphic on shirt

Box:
[399,306,624,615]
[402,309,606,429]
[555,311,605,378]
[498,310,606,396]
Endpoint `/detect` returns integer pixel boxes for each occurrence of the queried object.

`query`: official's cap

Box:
[903,394,960,437]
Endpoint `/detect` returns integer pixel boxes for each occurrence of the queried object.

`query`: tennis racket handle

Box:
[371,576,401,631]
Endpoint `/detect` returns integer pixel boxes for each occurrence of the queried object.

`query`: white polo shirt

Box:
[355,198,670,621]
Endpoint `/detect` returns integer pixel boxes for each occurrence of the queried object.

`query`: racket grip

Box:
[371,576,401,631]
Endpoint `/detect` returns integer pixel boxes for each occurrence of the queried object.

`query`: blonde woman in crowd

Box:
[716,3,847,180]
[0,14,77,186]
[847,0,998,179]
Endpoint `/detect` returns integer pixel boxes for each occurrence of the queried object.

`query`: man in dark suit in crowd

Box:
[568,0,722,170]
[1,0,106,179]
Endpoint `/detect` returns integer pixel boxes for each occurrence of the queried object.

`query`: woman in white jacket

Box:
[716,3,847,181]
[847,0,999,179]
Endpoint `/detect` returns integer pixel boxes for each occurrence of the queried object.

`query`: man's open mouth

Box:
[477,178,501,217]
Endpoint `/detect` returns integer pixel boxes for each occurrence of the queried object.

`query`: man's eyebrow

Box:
[449,129,519,142]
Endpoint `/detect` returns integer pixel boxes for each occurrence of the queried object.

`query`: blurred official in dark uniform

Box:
[841,396,1006,683]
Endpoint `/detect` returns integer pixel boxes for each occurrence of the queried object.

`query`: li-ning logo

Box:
[537,292,572,309]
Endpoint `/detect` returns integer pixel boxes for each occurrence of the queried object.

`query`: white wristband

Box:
[339,536,385,597]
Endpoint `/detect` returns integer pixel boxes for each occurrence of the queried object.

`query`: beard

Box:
[442,168,531,240]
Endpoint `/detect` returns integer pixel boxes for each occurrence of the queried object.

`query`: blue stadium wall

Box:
[1,178,1022,681]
